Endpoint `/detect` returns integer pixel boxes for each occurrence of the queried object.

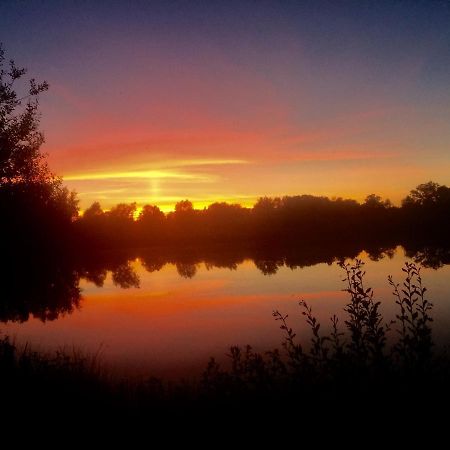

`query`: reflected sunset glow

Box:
[3,249,450,378]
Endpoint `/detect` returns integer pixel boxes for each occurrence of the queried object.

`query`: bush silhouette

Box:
[202,261,437,399]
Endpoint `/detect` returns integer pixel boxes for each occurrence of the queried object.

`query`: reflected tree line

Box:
[1,241,450,324]
[0,254,139,323]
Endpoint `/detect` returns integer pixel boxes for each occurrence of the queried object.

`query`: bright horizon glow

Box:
[84,196,258,216]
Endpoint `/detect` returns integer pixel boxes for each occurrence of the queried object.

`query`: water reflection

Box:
[1,259,81,323]
[1,241,450,324]
[404,245,450,269]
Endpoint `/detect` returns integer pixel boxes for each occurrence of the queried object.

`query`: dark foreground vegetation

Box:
[1,260,450,424]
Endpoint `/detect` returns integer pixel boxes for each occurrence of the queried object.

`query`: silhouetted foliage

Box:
[389,263,433,368]
[340,260,387,362]
[176,262,197,279]
[0,256,81,322]
[137,204,165,244]
[402,181,450,207]
[0,44,49,186]
[200,261,443,416]
[0,44,78,254]
[364,193,392,209]
[400,181,450,237]
[72,181,450,250]
[111,261,140,288]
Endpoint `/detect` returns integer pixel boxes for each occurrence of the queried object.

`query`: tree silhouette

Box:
[83,201,104,220]
[0,43,78,254]
[0,44,77,214]
[0,44,49,186]
[364,194,392,209]
[402,181,450,208]
[136,204,165,243]
[175,199,194,213]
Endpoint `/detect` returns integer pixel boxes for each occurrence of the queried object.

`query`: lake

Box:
[2,244,450,380]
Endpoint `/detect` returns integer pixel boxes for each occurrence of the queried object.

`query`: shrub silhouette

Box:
[202,260,437,399]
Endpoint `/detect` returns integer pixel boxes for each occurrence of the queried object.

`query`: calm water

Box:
[3,245,450,379]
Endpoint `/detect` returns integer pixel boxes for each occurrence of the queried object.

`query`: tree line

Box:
[74,181,450,248]
[1,43,450,253]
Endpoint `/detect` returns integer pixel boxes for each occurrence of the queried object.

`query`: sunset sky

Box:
[1,0,449,211]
